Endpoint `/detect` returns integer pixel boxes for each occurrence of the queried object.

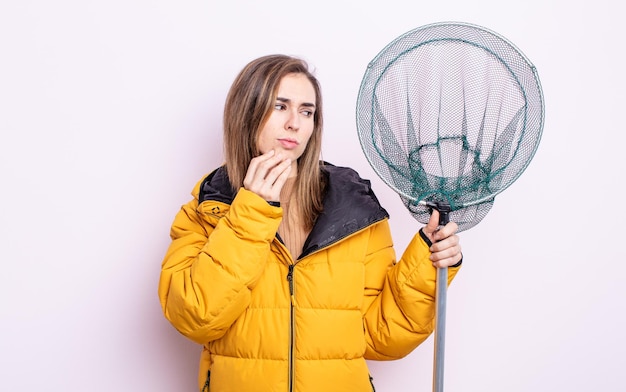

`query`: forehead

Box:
[276,73,316,104]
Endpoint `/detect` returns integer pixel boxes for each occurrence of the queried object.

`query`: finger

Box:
[261,156,291,185]
[244,150,275,184]
[430,237,461,261]
[257,161,291,202]
[432,221,459,242]
[244,155,292,201]
[244,151,282,187]
[430,233,459,253]
[430,245,462,267]
[255,152,288,181]
[269,162,292,195]
[423,209,440,236]
[431,254,462,268]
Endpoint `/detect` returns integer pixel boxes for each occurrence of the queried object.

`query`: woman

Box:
[158,54,462,392]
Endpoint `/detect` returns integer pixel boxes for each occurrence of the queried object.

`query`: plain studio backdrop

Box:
[1,1,624,391]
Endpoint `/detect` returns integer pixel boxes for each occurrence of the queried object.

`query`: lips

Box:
[278,138,299,149]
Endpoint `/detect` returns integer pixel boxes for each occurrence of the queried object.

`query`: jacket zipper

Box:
[201,370,210,392]
[286,265,376,392]
[286,264,296,392]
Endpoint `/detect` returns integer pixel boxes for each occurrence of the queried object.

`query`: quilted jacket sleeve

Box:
[158,187,282,345]
[362,219,460,360]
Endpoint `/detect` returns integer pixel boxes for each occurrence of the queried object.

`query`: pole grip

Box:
[429,201,450,392]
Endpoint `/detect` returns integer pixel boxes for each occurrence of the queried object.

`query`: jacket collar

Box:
[199,162,389,258]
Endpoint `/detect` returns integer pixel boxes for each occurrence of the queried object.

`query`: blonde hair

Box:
[223,54,325,229]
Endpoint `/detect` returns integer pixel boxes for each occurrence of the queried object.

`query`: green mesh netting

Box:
[356,22,544,232]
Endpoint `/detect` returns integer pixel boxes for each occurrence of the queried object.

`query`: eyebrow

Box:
[276,96,316,108]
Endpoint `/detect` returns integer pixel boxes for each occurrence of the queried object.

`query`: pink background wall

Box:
[1,0,624,390]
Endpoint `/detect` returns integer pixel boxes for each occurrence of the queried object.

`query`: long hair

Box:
[223,54,325,229]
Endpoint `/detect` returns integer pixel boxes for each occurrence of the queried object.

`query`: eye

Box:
[300,101,316,117]
[275,103,286,111]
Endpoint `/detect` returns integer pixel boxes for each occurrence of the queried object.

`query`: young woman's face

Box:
[256,73,316,175]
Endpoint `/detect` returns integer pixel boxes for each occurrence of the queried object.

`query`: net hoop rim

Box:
[355,21,545,209]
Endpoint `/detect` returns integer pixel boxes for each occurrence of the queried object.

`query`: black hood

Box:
[199,162,389,258]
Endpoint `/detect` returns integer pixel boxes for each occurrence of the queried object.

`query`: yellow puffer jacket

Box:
[158,163,460,392]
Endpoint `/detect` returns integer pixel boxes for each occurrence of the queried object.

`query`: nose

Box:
[285,109,300,131]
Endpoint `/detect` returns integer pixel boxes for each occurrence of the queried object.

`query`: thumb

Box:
[423,209,440,237]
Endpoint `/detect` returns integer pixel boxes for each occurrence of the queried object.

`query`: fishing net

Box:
[355,22,545,391]
[356,22,544,232]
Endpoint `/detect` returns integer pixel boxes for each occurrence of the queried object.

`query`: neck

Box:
[289,160,298,178]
